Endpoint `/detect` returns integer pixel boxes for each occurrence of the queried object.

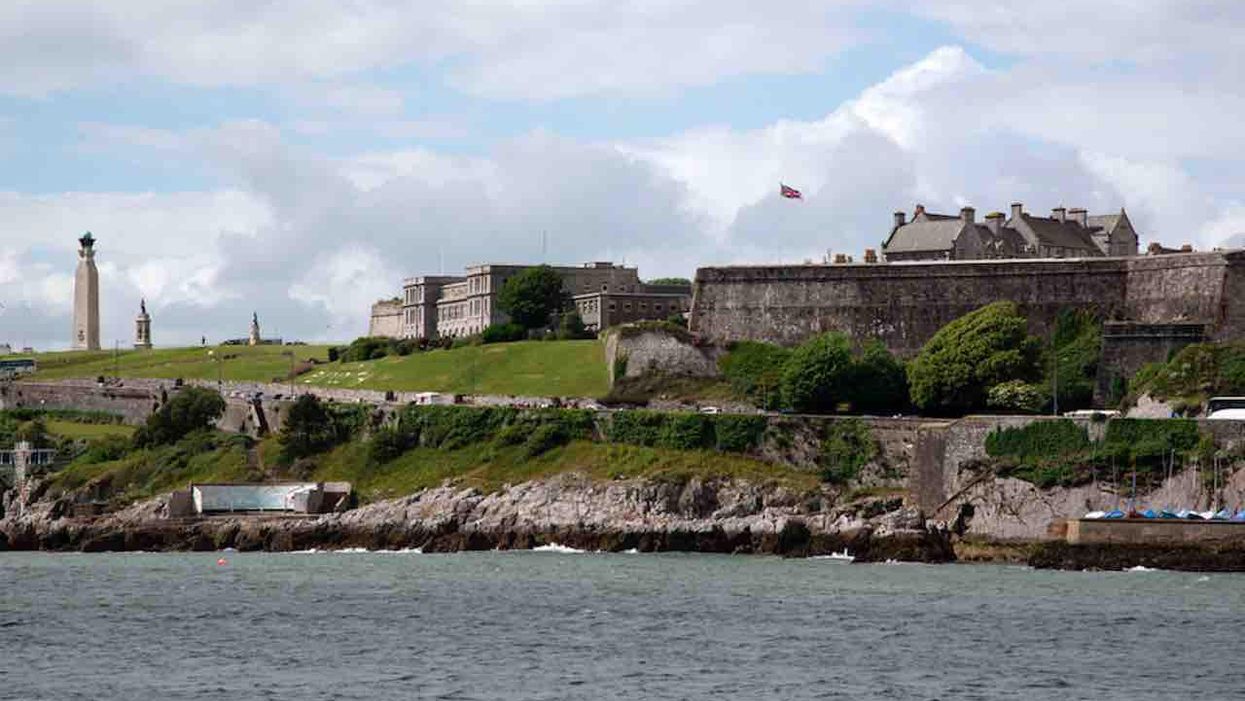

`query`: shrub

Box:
[605,410,665,446]
[133,387,226,447]
[985,420,1090,461]
[1048,309,1102,411]
[339,336,398,363]
[713,415,767,453]
[656,413,714,450]
[482,323,527,344]
[819,419,877,484]
[907,302,1043,415]
[780,332,854,412]
[558,310,592,340]
[719,341,790,409]
[280,394,341,461]
[522,423,567,457]
[848,341,909,414]
[986,380,1047,413]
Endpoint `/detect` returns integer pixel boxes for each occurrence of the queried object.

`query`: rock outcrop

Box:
[0,474,953,562]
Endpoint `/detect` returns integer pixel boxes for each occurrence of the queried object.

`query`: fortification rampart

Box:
[691,251,1245,355]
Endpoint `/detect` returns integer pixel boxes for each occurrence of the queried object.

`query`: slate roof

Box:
[883,219,967,253]
[1010,214,1103,254]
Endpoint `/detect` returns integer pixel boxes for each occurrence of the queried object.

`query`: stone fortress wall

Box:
[690,251,1244,355]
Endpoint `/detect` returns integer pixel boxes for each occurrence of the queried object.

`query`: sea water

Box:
[2,552,1241,700]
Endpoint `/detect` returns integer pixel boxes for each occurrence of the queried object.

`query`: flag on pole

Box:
[780,183,803,199]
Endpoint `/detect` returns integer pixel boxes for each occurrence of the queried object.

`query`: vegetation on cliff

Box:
[908,302,1043,415]
[1129,342,1245,413]
[984,418,1205,488]
[26,345,332,384]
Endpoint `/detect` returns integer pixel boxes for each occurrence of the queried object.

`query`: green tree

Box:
[719,341,791,410]
[646,277,692,286]
[558,309,591,339]
[497,265,567,329]
[133,386,226,446]
[1048,309,1101,411]
[848,340,909,414]
[780,332,854,412]
[908,301,1043,415]
[280,394,339,461]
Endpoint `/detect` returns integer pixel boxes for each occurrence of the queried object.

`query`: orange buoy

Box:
[216,558,228,566]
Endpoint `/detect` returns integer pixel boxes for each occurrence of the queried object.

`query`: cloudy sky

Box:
[3,1,1244,349]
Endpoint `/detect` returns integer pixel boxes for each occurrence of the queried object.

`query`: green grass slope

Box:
[298,340,607,397]
[22,345,332,384]
[19,340,606,397]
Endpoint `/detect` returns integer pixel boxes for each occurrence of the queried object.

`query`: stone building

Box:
[374,262,691,339]
[72,232,101,350]
[572,284,692,332]
[134,299,152,349]
[367,298,402,338]
[882,203,1139,262]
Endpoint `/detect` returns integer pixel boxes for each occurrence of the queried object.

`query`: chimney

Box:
[893,211,906,228]
[1069,207,1088,228]
[833,253,849,264]
[914,204,925,217]
[1010,202,1023,220]
[985,211,1004,234]
[1147,242,1163,255]
[1180,244,1193,253]
[864,248,878,264]
[1051,206,1066,222]
[960,206,976,224]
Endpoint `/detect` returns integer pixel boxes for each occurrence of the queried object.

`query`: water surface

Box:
[2,552,1240,700]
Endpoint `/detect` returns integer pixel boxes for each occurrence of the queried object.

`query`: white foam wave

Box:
[531,543,585,553]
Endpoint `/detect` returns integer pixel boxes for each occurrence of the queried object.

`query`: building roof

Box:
[1010,214,1103,253]
[883,219,968,253]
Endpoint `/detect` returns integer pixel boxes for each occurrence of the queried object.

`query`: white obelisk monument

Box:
[72,232,101,350]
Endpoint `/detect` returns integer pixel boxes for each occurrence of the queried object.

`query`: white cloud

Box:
[0,1,866,99]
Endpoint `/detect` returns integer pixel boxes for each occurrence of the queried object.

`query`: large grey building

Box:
[375,262,690,339]
[881,202,1139,262]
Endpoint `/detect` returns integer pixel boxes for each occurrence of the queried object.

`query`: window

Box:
[640,302,647,311]
[608,302,616,311]
[654,304,663,313]
[624,303,632,312]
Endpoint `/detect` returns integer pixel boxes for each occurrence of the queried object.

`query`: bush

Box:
[482,323,527,344]
[780,332,854,412]
[719,341,790,410]
[133,387,226,447]
[605,410,665,446]
[713,415,767,453]
[986,380,1047,413]
[848,341,908,414]
[522,423,567,457]
[819,419,876,484]
[280,394,342,461]
[907,302,1043,415]
[1048,309,1102,411]
[656,413,714,450]
[558,310,592,340]
[986,420,1090,461]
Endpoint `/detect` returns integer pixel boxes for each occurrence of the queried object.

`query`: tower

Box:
[248,312,261,346]
[134,299,152,349]
[72,232,100,350]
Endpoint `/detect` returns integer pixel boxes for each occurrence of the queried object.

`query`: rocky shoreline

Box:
[0,474,956,562]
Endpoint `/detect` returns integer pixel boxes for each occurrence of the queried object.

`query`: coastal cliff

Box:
[0,474,953,561]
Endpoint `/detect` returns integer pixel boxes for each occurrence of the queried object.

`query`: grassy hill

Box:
[297,340,606,397]
[18,345,332,384]
[16,340,608,398]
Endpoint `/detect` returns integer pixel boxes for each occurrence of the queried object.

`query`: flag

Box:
[780,183,803,199]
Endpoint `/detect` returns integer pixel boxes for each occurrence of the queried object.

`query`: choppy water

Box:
[2,551,1242,700]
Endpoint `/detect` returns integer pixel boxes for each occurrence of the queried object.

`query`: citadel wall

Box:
[690,251,1245,356]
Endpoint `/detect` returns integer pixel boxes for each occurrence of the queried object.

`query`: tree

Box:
[133,386,226,446]
[280,394,339,461]
[557,310,590,339]
[780,332,855,412]
[848,340,908,414]
[719,341,791,410]
[646,277,692,286]
[907,301,1043,415]
[497,265,567,329]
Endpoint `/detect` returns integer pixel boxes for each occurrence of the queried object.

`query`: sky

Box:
[3,1,1245,349]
